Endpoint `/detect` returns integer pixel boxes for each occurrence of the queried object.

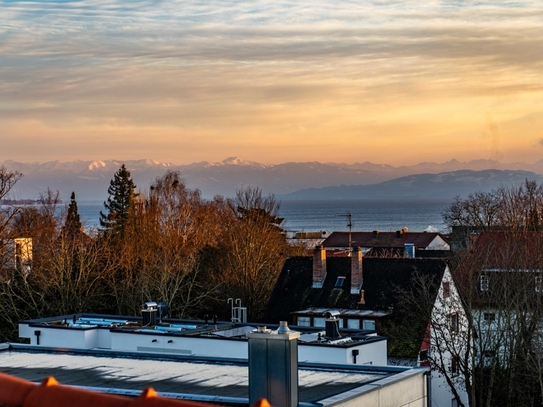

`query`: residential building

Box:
[322,230,450,256]
[263,246,449,363]
[1,237,32,274]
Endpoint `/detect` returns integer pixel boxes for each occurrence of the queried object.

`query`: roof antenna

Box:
[337,211,352,256]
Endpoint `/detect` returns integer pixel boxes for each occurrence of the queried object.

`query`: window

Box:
[15,242,22,268]
[479,275,489,291]
[313,317,325,327]
[443,281,450,298]
[483,350,495,367]
[347,319,360,329]
[483,312,495,322]
[419,350,429,367]
[296,316,310,327]
[334,276,346,289]
[450,313,459,332]
[536,276,543,293]
[450,356,460,376]
[363,319,375,330]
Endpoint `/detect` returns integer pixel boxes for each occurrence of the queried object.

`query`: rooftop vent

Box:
[141,302,158,327]
[277,321,290,334]
[325,311,341,339]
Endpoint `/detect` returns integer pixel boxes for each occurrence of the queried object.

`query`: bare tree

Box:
[443,191,502,232]
[0,166,23,267]
[402,231,543,407]
[209,187,290,321]
[444,180,543,239]
[0,165,23,201]
[39,232,113,315]
[104,171,226,318]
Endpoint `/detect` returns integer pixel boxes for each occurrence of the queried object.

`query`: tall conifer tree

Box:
[63,191,82,237]
[100,164,137,236]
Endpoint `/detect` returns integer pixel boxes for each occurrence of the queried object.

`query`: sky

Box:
[1,0,543,166]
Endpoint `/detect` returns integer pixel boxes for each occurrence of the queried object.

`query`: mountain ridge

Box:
[279,169,543,200]
[2,158,543,201]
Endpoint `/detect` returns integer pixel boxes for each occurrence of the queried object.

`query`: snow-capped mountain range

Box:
[2,157,543,201]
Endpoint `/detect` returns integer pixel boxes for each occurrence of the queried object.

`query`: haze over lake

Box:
[78,199,451,234]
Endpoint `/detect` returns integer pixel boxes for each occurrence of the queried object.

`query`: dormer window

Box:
[479,275,489,291]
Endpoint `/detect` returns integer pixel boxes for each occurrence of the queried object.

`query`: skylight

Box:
[335,276,346,288]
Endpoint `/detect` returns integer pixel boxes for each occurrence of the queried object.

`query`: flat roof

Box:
[292,308,390,318]
[20,313,386,348]
[0,345,402,405]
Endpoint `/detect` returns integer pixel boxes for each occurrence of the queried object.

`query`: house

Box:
[425,231,543,407]
[263,246,463,406]
[1,237,32,274]
[322,230,450,256]
[286,230,328,250]
[263,245,450,362]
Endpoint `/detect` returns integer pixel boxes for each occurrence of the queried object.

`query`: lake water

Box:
[78,199,451,233]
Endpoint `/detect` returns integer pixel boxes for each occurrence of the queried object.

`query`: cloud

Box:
[2,0,543,164]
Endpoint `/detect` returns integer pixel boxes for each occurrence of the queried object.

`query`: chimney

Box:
[247,322,300,407]
[312,245,327,288]
[351,246,363,294]
[358,289,366,305]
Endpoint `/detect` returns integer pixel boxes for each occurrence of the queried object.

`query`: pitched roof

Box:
[454,231,543,307]
[322,231,445,249]
[263,256,447,358]
[264,256,447,321]
[364,247,451,259]
[470,231,543,269]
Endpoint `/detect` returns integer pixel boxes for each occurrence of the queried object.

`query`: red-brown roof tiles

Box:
[322,231,443,249]
[0,372,238,407]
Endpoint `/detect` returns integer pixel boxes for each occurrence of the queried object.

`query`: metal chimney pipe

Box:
[247,322,301,407]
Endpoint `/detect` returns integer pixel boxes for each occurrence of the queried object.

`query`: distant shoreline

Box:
[1,199,63,205]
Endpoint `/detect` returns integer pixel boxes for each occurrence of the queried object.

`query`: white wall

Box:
[430,265,469,407]
[299,340,387,366]
[24,326,94,348]
[318,369,428,407]
[110,331,249,358]
[19,322,387,366]
[428,236,450,250]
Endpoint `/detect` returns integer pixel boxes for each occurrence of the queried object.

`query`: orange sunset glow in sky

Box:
[1,1,543,166]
